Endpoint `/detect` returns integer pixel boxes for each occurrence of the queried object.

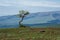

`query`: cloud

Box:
[19,1,60,7]
[0,0,60,16]
[0,0,17,6]
[0,0,60,7]
[0,3,12,6]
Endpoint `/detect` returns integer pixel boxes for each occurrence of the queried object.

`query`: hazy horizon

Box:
[0,0,60,16]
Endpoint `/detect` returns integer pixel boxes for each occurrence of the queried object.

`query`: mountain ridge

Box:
[0,11,60,28]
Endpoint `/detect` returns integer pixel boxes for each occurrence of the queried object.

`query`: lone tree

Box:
[18,10,29,27]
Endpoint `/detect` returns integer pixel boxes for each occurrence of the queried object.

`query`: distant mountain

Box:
[0,11,60,28]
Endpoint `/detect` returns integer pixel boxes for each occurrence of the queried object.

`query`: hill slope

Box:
[0,11,60,28]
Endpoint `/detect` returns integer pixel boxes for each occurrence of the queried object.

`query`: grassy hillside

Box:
[0,27,60,40]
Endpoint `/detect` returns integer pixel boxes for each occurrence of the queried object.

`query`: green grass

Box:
[0,27,60,40]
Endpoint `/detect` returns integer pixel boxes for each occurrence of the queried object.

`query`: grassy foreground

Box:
[0,27,60,40]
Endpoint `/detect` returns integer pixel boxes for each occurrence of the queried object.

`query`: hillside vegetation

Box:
[0,27,60,40]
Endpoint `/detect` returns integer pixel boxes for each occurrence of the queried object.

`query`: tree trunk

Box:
[19,17,24,26]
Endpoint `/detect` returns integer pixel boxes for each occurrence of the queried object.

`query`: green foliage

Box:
[24,11,29,15]
[18,10,29,28]
[0,28,60,40]
[19,10,29,18]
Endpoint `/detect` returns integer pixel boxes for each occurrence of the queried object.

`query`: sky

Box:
[0,0,60,16]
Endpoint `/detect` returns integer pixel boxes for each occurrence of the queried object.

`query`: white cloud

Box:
[0,0,60,16]
[0,0,60,7]
[19,1,60,7]
[0,3,12,6]
[0,0,17,6]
